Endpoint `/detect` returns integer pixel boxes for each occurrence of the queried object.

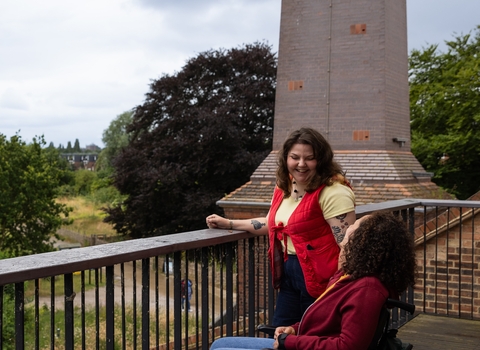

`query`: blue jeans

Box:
[182,297,191,311]
[272,255,315,326]
[210,336,274,350]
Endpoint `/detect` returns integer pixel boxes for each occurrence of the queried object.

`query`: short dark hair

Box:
[276,127,344,197]
[342,212,417,293]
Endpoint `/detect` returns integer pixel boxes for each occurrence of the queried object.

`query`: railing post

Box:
[50,276,56,349]
[201,247,210,350]
[142,258,150,350]
[469,208,476,319]
[80,270,86,350]
[226,242,234,336]
[64,273,74,350]
[164,254,171,348]
[174,251,182,350]
[15,282,24,350]
[458,207,463,318]
[445,207,450,316]
[0,286,3,350]
[407,208,415,309]
[34,279,39,350]
[95,268,101,348]
[183,252,190,348]
[120,263,127,349]
[154,256,160,350]
[248,237,255,337]
[106,265,115,350]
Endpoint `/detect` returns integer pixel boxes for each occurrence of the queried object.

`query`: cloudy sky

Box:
[1,0,479,149]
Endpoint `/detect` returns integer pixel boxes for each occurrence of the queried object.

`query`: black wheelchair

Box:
[257,298,415,350]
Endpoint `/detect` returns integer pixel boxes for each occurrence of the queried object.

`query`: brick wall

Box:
[273,0,410,152]
[414,211,480,319]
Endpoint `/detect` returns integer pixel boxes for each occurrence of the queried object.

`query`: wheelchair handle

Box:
[257,324,276,336]
[386,298,415,314]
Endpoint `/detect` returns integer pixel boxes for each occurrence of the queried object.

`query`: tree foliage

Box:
[96,110,134,172]
[409,26,480,199]
[73,138,81,152]
[74,169,97,196]
[104,42,276,238]
[0,134,72,258]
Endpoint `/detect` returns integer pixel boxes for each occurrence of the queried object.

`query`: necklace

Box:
[292,181,304,202]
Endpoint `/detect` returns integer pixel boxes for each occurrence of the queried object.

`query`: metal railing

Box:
[1,198,479,349]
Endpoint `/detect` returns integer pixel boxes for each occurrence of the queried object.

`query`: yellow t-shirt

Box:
[275,182,355,255]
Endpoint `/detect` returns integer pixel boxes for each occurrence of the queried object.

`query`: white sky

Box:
[1,0,479,149]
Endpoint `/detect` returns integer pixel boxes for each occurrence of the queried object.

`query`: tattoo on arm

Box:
[331,214,350,244]
[251,220,266,230]
[331,226,344,243]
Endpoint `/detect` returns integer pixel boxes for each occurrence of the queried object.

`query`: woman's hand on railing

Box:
[206,214,230,229]
[206,215,269,235]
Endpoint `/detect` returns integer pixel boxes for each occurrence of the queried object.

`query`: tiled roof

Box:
[221,150,451,206]
[413,190,480,244]
[334,151,432,184]
[223,180,276,203]
[352,182,446,205]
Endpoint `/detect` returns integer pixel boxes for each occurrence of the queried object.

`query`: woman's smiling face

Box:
[287,143,317,185]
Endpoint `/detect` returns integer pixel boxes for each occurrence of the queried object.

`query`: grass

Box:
[24,273,104,300]
[57,196,117,237]
[14,303,197,350]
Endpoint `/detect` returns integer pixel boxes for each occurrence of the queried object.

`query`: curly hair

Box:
[276,127,345,197]
[342,212,417,294]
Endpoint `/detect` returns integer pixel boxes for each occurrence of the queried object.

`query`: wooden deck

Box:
[397,314,480,349]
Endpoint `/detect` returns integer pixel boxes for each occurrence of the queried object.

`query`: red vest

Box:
[268,186,340,298]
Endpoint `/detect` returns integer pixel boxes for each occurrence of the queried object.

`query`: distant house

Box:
[61,153,98,171]
[85,144,102,152]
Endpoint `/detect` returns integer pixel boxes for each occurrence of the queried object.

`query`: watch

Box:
[277,333,289,349]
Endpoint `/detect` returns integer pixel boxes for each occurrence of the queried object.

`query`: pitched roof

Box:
[413,190,480,244]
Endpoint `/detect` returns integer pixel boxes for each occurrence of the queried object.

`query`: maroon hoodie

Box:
[284,269,390,350]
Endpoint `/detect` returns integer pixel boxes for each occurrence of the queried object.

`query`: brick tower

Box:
[218,0,445,219]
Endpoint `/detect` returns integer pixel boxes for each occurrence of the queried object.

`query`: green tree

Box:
[74,169,97,195]
[73,138,81,152]
[1,285,16,349]
[44,146,75,188]
[0,134,72,257]
[66,141,73,153]
[409,26,480,199]
[104,42,276,238]
[89,169,126,206]
[96,110,134,172]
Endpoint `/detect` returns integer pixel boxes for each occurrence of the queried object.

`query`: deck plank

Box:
[397,314,480,350]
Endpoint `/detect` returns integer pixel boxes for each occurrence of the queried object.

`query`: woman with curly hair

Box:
[210,211,417,350]
[206,128,355,326]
